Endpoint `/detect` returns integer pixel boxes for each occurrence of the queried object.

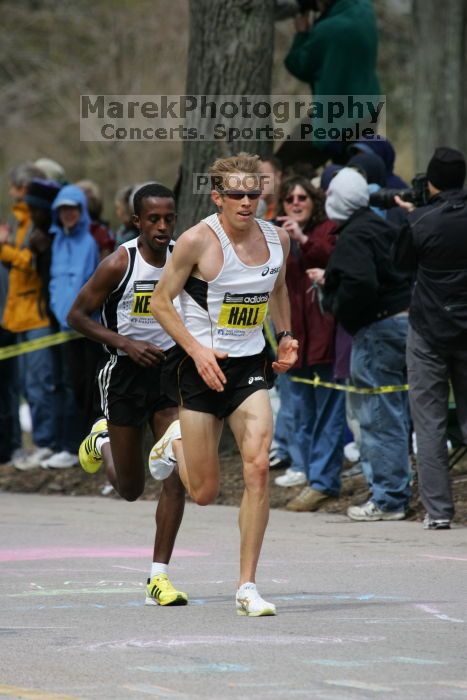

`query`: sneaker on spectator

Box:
[274,468,307,487]
[343,441,360,463]
[41,450,78,469]
[269,452,291,470]
[100,482,115,497]
[13,446,53,471]
[286,486,332,512]
[423,514,451,530]
[347,500,406,521]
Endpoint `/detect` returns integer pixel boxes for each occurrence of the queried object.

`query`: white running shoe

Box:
[13,446,53,471]
[236,582,276,617]
[343,441,360,463]
[274,468,307,487]
[41,450,78,469]
[148,420,181,480]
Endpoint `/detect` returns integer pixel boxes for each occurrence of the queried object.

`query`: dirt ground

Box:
[1,429,467,525]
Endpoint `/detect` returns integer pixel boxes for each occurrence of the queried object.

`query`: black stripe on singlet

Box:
[101,246,137,353]
[183,276,208,311]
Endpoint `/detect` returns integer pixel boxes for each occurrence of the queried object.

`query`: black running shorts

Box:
[161,345,273,419]
[96,355,176,427]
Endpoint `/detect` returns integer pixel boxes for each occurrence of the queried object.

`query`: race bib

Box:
[217,292,269,332]
[131,280,156,317]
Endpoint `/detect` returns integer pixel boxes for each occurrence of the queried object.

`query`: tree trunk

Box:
[414,0,467,171]
[177,0,275,232]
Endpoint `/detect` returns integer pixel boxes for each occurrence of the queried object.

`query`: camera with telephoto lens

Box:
[369,173,430,210]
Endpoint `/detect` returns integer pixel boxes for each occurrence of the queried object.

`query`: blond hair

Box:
[209,152,261,191]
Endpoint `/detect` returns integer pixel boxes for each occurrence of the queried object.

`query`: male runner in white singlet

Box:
[149,153,298,616]
[68,183,187,607]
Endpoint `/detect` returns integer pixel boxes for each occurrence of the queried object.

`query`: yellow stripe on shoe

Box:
[145,573,188,606]
[78,418,108,474]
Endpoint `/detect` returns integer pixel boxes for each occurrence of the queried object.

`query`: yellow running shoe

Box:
[78,418,108,474]
[145,573,188,606]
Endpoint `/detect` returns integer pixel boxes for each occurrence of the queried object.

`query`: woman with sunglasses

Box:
[274,175,346,512]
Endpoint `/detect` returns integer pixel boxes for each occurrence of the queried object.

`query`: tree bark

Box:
[414,0,467,171]
[177,0,275,232]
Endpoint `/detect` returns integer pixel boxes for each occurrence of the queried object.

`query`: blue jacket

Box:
[49,185,99,329]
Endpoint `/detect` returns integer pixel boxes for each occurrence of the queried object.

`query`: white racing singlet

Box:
[179,214,283,357]
[101,238,177,355]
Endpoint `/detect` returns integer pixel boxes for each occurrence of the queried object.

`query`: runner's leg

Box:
[149,407,185,564]
[173,407,223,505]
[227,389,273,586]
[104,424,145,501]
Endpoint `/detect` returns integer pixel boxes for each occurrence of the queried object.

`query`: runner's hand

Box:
[192,345,228,392]
[272,336,299,373]
[122,339,166,366]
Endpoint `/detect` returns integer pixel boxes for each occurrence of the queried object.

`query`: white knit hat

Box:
[325,167,369,222]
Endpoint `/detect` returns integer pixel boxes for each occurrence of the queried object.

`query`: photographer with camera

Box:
[393,147,467,530]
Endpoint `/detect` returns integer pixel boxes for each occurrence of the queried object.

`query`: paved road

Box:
[1,493,466,700]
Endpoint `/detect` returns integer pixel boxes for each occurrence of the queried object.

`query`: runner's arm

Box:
[268,227,299,372]
[151,227,228,391]
[67,248,165,366]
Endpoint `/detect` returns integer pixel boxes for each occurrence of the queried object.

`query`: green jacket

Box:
[285,0,380,96]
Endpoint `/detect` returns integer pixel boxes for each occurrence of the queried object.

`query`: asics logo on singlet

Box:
[261,266,280,276]
[248,376,264,384]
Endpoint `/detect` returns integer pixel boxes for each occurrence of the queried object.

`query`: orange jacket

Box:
[0,202,49,332]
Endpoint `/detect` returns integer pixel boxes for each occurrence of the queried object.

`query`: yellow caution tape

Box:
[264,318,408,395]
[290,373,409,395]
[0,330,81,360]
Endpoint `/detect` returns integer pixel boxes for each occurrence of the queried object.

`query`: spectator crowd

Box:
[1,138,466,531]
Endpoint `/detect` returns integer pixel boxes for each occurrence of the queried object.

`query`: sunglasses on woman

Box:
[284,193,309,204]
[223,190,262,201]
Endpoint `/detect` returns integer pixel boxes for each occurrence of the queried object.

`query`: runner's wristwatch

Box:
[275,331,294,343]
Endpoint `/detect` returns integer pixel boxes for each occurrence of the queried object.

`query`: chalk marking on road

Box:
[66,634,386,652]
[0,626,72,631]
[415,603,464,623]
[304,656,446,668]
[273,593,404,602]
[132,662,249,674]
[123,684,188,697]
[421,554,467,562]
[0,546,209,562]
[7,587,143,598]
[2,601,143,612]
[112,565,147,573]
[326,680,395,692]
[0,686,82,700]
